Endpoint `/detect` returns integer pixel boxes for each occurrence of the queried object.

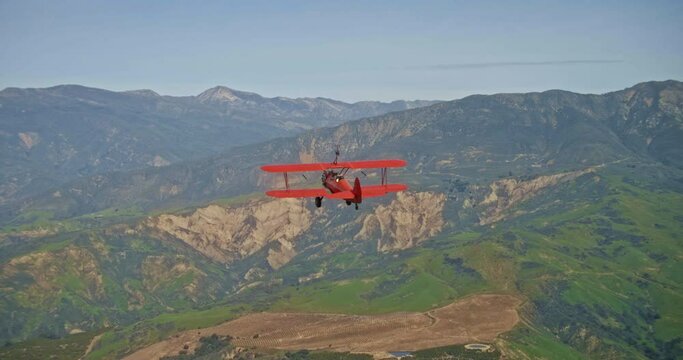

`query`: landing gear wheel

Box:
[355,203,359,210]
[315,197,322,208]
[346,200,352,206]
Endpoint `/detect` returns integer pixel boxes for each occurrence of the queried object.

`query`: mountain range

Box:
[0,80,682,360]
[0,84,437,204]
[3,80,681,223]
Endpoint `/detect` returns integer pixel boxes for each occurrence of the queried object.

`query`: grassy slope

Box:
[270,245,488,314]
[243,166,683,359]
[0,193,269,345]
[5,165,683,359]
[0,229,237,346]
[0,330,101,360]
[501,172,683,359]
[86,305,245,360]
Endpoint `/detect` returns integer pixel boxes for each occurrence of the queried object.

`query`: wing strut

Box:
[284,172,289,190]
[381,167,387,186]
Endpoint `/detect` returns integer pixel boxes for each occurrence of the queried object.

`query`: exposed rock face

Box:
[149,155,170,167]
[478,167,596,225]
[355,192,447,252]
[267,238,297,270]
[243,267,266,281]
[147,199,312,266]
[197,86,243,103]
[18,132,39,150]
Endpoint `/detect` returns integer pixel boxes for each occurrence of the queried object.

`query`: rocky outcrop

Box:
[355,192,446,252]
[18,132,39,150]
[478,167,596,225]
[147,199,312,267]
[267,238,298,270]
[149,155,170,167]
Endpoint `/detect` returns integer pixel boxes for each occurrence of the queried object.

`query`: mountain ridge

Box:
[0,83,439,106]
[2,80,680,224]
[0,84,439,205]
[0,80,682,359]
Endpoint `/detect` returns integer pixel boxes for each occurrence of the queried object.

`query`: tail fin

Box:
[353,177,362,203]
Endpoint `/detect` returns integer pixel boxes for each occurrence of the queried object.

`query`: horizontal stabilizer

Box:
[361,184,408,198]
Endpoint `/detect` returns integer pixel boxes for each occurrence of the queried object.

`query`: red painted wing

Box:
[361,184,408,198]
[260,159,406,173]
[334,159,407,169]
[265,189,354,199]
[261,163,331,173]
[266,189,327,198]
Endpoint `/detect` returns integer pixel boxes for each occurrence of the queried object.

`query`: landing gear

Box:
[346,200,352,206]
[315,197,322,208]
[355,203,359,210]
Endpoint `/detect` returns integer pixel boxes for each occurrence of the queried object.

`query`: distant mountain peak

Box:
[124,89,160,97]
[197,86,260,103]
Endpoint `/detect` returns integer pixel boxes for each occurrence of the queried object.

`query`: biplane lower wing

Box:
[261,159,406,173]
[266,189,326,198]
[266,189,355,199]
[265,184,407,199]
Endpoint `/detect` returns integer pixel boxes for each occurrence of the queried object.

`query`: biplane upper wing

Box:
[361,184,408,197]
[261,163,331,173]
[266,189,354,199]
[334,159,407,169]
[260,159,406,173]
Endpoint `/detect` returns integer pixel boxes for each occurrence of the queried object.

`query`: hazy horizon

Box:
[3,79,682,104]
[2,0,682,102]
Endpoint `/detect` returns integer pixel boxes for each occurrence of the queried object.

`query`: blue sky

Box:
[1,0,682,101]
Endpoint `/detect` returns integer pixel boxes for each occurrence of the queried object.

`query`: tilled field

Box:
[125,294,521,359]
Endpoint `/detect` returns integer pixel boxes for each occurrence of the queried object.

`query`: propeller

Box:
[333,144,340,164]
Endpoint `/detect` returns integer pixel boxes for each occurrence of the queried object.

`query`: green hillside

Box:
[246,164,682,359]
[1,81,682,359]
[28,162,676,360]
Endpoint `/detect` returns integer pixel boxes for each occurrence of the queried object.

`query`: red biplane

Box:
[260,150,407,209]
